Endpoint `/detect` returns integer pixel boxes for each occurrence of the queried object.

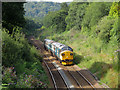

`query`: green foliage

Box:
[60,2,69,11]
[2,28,48,88]
[109,2,120,17]
[16,74,47,88]
[2,2,49,88]
[23,18,42,37]
[2,67,17,86]
[2,28,31,67]
[24,2,61,19]
[65,2,80,30]
[2,66,48,88]
[75,3,88,30]
[43,4,68,33]
[95,16,115,43]
[65,2,88,30]
[110,17,120,43]
[38,2,119,88]
[2,2,25,34]
[82,2,112,31]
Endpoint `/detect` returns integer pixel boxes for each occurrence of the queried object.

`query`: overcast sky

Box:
[26,0,73,3]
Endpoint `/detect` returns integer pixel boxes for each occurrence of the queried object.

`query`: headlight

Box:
[70,53,73,55]
[61,53,65,56]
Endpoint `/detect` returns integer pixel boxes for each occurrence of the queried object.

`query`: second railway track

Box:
[66,66,95,89]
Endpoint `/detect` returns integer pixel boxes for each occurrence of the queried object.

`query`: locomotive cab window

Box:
[70,53,73,55]
[61,46,73,51]
[61,53,65,56]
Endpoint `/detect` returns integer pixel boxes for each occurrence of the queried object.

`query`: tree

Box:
[96,16,115,43]
[65,2,80,30]
[60,2,69,11]
[75,3,88,30]
[109,2,120,17]
[43,3,69,33]
[82,2,112,31]
[2,2,26,34]
[43,9,68,33]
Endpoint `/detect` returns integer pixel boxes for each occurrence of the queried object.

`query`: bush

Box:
[2,28,48,88]
[2,66,17,88]
[82,2,112,30]
[95,16,115,43]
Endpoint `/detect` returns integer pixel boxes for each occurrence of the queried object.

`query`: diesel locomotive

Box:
[44,39,73,65]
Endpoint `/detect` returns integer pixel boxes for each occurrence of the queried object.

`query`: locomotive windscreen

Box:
[61,46,73,51]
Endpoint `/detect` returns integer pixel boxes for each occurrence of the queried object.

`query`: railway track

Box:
[43,55,74,89]
[47,53,96,89]
[66,66,96,89]
[50,56,96,89]
[45,50,96,89]
[29,38,103,89]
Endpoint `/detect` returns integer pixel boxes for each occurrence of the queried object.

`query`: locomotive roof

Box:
[44,39,54,43]
[52,42,73,51]
[52,42,66,49]
[61,46,73,51]
[45,39,73,51]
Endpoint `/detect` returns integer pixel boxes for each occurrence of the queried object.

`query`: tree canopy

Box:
[24,2,61,19]
[2,2,25,34]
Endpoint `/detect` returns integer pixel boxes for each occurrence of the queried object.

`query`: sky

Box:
[26,0,73,3]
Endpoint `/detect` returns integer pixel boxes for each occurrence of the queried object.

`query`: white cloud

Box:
[26,0,73,3]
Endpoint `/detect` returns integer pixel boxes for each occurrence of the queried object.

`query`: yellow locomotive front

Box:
[60,50,73,65]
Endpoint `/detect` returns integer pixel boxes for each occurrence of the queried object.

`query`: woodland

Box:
[1,1,120,88]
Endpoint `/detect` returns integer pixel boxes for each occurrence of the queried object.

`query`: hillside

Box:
[37,2,119,88]
[24,2,61,19]
[8,1,119,88]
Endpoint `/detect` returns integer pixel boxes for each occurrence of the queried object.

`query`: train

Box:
[44,39,74,65]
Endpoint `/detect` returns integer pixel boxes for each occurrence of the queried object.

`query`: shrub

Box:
[95,16,115,43]
[2,66,17,88]
[2,28,48,88]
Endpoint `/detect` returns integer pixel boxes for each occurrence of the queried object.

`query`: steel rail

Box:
[43,60,57,90]
[31,40,57,89]
[72,67,96,89]
[77,70,96,89]
[66,67,83,89]
[33,40,96,89]
[57,69,71,90]
[45,55,71,90]
[41,48,94,89]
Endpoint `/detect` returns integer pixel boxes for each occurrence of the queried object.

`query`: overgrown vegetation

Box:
[2,2,25,34]
[2,2,48,88]
[3,1,119,88]
[2,28,48,88]
[22,17,42,37]
[38,2,119,88]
